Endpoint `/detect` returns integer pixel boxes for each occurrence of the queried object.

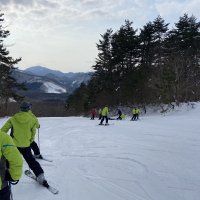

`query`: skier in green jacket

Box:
[131,107,140,121]
[99,106,109,125]
[0,130,23,200]
[1,102,48,186]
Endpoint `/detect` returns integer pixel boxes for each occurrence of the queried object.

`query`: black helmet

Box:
[20,102,31,112]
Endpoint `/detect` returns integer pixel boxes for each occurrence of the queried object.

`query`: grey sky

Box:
[1,0,200,72]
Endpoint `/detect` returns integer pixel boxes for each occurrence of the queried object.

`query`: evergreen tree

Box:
[139,21,155,104]
[111,20,139,73]
[150,16,169,103]
[139,16,169,104]
[140,22,154,72]
[111,20,140,104]
[92,28,118,105]
[66,83,89,114]
[93,29,113,88]
[165,14,200,103]
[0,12,23,113]
[66,14,200,115]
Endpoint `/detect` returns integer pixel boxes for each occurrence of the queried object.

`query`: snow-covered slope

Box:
[27,77,67,94]
[0,103,200,200]
[41,81,66,93]
[12,67,91,98]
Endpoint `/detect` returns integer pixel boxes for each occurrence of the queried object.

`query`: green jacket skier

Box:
[101,106,109,116]
[1,102,48,186]
[131,107,140,121]
[0,130,23,200]
[1,111,37,147]
[99,106,109,125]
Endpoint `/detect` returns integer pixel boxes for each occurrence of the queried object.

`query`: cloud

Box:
[12,0,34,6]
[37,0,59,8]
[0,0,141,32]
[1,0,200,72]
[0,0,12,5]
[155,0,200,25]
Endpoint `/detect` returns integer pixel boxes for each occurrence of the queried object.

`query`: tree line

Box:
[66,14,200,114]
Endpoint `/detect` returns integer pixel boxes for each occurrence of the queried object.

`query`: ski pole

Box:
[37,128,40,150]
[9,182,13,200]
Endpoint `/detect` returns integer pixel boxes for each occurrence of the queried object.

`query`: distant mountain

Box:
[24,66,87,79]
[24,66,67,78]
[24,66,92,90]
[12,66,92,102]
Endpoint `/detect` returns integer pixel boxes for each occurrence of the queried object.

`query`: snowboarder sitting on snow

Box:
[1,102,49,186]
[99,106,109,125]
[0,130,23,200]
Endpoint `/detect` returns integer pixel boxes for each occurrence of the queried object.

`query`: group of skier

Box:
[0,101,141,199]
[0,102,47,200]
[90,106,140,125]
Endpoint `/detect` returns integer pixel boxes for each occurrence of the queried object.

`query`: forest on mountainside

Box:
[1,12,200,116]
[66,14,200,115]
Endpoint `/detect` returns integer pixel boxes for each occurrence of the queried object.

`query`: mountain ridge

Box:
[13,66,92,102]
[24,66,89,78]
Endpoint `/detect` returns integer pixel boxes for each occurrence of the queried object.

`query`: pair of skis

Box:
[25,170,59,195]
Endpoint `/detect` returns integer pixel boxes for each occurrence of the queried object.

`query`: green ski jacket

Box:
[0,130,23,190]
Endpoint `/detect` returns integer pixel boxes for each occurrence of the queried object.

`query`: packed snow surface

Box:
[0,103,200,200]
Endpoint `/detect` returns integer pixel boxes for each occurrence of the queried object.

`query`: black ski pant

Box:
[18,147,43,177]
[0,186,10,200]
[30,141,40,156]
[131,114,136,121]
[100,116,108,124]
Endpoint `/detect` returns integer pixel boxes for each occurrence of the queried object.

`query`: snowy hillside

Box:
[12,67,91,101]
[41,81,66,93]
[0,103,200,200]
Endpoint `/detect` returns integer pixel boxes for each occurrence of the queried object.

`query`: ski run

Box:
[0,103,200,200]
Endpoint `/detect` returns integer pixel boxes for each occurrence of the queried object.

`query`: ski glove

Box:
[5,170,19,185]
[5,170,15,181]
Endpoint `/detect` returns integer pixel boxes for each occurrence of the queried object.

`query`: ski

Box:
[24,170,59,195]
[34,155,53,162]
[98,123,114,126]
[35,157,53,162]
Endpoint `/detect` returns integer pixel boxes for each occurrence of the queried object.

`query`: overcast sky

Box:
[1,0,200,72]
